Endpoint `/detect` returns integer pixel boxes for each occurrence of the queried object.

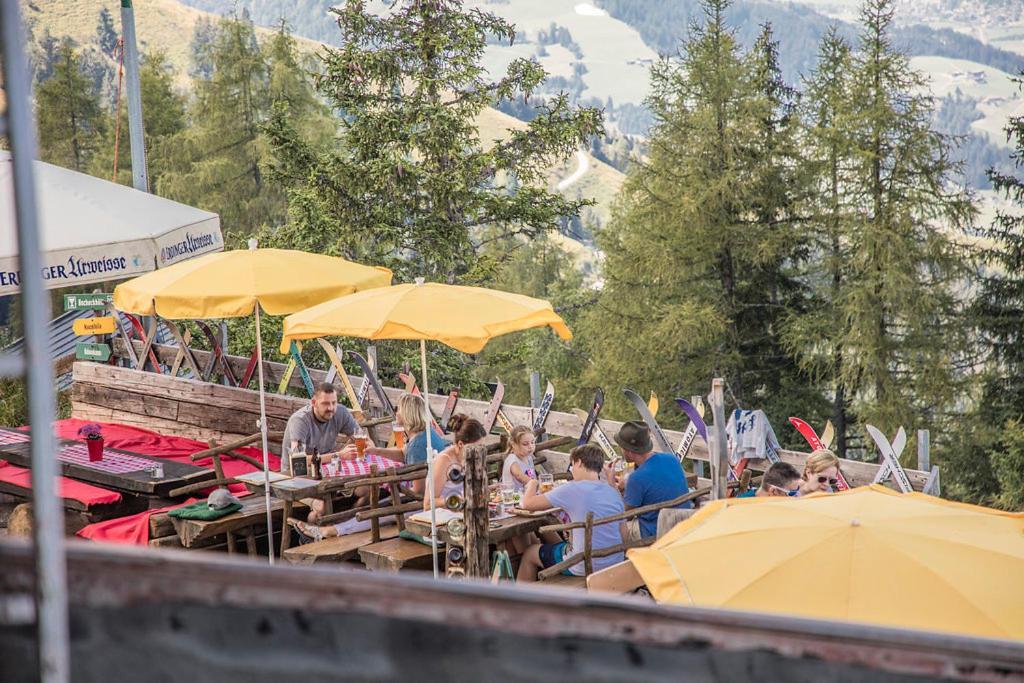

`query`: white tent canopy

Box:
[0,151,222,295]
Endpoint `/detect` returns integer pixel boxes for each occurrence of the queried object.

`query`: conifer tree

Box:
[785,26,860,454]
[582,0,806,423]
[260,0,602,283]
[158,15,282,237]
[36,41,108,172]
[947,73,1024,507]
[837,0,974,440]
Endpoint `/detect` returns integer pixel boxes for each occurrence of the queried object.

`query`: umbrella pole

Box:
[421,338,439,579]
[254,304,275,565]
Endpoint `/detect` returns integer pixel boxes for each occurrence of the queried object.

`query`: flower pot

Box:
[86,437,104,462]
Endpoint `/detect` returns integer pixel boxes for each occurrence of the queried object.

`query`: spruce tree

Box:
[158,15,282,237]
[785,26,860,454]
[949,73,1024,507]
[838,0,974,442]
[36,41,108,172]
[582,0,806,423]
[260,0,602,283]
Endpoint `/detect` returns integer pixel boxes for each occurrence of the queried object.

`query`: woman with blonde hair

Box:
[368,392,448,495]
[799,448,841,495]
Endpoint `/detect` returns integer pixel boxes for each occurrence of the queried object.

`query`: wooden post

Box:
[691,395,705,479]
[386,466,405,532]
[583,511,594,576]
[924,466,941,496]
[464,443,490,579]
[709,379,728,501]
[368,464,380,543]
[917,430,930,472]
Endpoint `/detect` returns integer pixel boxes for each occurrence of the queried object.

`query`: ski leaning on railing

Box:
[624,388,674,454]
[481,381,506,434]
[532,381,555,436]
[866,424,913,493]
[318,339,366,421]
[347,350,395,419]
[788,417,850,491]
[673,397,707,463]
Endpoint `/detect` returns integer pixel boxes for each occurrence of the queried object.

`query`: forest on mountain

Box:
[8,0,1024,510]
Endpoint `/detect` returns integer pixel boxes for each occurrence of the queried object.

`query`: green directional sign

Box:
[64,293,113,311]
[75,342,112,362]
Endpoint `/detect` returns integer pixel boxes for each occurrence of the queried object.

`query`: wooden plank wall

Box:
[97,342,932,490]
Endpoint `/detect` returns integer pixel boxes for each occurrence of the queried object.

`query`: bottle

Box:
[310,448,322,480]
[446,545,465,565]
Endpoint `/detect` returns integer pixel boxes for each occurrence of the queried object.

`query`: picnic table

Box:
[0,427,215,499]
[169,494,292,553]
[267,453,405,556]
[405,509,559,546]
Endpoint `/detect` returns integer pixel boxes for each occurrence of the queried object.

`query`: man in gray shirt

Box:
[281,382,360,474]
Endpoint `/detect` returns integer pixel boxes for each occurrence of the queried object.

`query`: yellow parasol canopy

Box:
[279,280,572,354]
[113,248,392,319]
[628,485,1024,641]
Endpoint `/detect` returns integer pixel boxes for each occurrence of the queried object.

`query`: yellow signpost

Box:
[72,316,117,336]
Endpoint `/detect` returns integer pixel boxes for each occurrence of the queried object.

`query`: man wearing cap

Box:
[610,420,692,541]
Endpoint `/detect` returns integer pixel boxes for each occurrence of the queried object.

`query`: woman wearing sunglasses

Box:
[800,449,841,495]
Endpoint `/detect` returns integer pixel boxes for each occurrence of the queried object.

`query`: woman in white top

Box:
[425,414,488,511]
[501,426,537,492]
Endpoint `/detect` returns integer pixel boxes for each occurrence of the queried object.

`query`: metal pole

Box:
[710,380,728,500]
[421,337,439,579]
[248,241,274,565]
[119,0,149,192]
[1,1,70,679]
[917,429,930,472]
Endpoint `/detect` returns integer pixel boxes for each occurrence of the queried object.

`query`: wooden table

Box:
[0,439,215,499]
[169,494,292,552]
[405,511,559,546]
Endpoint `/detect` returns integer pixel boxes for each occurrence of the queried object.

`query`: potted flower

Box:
[78,423,104,462]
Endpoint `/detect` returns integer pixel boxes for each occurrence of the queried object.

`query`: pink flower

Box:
[77,423,103,440]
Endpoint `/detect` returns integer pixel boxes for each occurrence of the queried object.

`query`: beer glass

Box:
[539,472,554,493]
[392,423,406,449]
[353,430,368,462]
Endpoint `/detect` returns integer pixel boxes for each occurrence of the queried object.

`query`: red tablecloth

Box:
[0,460,123,506]
[76,498,199,546]
[326,453,403,478]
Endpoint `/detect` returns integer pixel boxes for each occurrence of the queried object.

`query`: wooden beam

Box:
[464,443,489,578]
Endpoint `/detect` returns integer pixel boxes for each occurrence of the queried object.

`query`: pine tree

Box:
[36,40,108,172]
[785,26,861,454]
[260,0,602,284]
[582,0,806,424]
[158,15,282,238]
[837,0,974,443]
[948,73,1024,508]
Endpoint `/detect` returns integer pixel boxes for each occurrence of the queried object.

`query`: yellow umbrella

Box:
[114,247,392,318]
[279,280,572,354]
[280,278,572,577]
[628,485,1024,641]
[114,244,392,564]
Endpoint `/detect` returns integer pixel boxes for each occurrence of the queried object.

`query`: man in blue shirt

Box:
[611,421,691,541]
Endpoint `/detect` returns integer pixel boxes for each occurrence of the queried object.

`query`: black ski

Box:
[577,387,605,446]
[346,350,395,419]
[624,388,673,453]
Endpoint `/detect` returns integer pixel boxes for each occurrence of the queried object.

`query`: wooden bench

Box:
[170,494,289,551]
[283,527,399,565]
[358,537,441,572]
[536,573,587,589]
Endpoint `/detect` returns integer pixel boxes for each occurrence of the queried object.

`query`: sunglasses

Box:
[768,484,801,497]
[817,475,839,487]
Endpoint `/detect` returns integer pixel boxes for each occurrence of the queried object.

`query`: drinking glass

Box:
[353,430,367,462]
[500,484,516,506]
[539,472,554,493]
[392,423,406,449]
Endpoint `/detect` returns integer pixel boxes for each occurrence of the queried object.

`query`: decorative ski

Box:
[168,328,192,377]
[317,339,364,421]
[673,397,707,462]
[238,348,259,389]
[866,425,912,493]
[356,353,373,408]
[346,350,395,419]
[624,388,673,454]
[481,381,506,434]
[122,312,163,375]
[788,417,849,491]
[195,320,239,386]
[532,381,555,434]
[572,407,617,461]
[439,387,460,432]
[648,392,659,418]
[820,420,836,450]
[287,340,315,398]
[397,368,443,434]
[577,388,605,446]
[277,356,296,394]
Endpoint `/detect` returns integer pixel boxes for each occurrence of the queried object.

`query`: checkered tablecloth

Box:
[326,454,403,478]
[0,429,30,446]
[58,443,152,474]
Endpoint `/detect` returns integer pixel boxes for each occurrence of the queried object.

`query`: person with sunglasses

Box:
[799,448,841,495]
[736,462,802,498]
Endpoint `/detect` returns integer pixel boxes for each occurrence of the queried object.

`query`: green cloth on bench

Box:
[168,500,242,521]
[399,529,439,547]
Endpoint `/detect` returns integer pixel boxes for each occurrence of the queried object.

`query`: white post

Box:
[249,239,274,565]
[917,429,930,472]
[119,0,149,192]
[421,337,439,579]
[710,379,728,500]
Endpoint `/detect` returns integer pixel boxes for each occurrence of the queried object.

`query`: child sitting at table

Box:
[516,444,626,582]
[501,425,537,492]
